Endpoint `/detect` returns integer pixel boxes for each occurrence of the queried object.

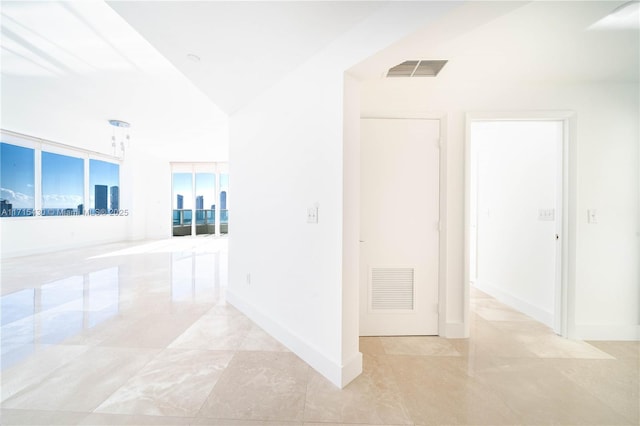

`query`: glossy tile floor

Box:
[1,237,638,425]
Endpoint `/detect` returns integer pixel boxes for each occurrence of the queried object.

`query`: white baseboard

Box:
[574,324,640,341]
[226,289,362,388]
[474,280,554,327]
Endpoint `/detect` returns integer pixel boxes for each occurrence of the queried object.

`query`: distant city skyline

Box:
[173,172,228,211]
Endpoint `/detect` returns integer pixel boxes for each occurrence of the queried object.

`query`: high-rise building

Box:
[177,194,183,209]
[221,191,227,210]
[196,195,204,210]
[95,185,108,213]
[77,204,84,215]
[110,186,119,211]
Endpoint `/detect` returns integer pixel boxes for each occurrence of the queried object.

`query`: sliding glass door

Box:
[172,172,193,236]
[171,163,228,237]
[195,173,215,235]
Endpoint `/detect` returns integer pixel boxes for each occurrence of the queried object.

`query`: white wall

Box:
[123,146,172,242]
[1,58,224,257]
[0,0,229,256]
[471,121,561,327]
[227,2,460,388]
[361,79,639,340]
[0,215,129,258]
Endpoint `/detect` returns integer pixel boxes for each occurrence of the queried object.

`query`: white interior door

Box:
[359,118,440,336]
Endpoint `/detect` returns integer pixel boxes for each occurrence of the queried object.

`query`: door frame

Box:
[464,111,576,338]
[360,113,448,336]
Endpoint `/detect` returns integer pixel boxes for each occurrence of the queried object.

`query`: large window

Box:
[41,151,84,216]
[0,142,35,216]
[90,159,119,214]
[0,135,122,218]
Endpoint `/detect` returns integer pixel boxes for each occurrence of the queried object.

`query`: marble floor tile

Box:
[587,340,640,361]
[239,324,290,352]
[475,357,634,425]
[198,351,309,422]
[518,333,615,359]
[303,424,404,426]
[303,354,412,425]
[489,317,554,336]
[97,311,206,349]
[0,409,87,425]
[193,419,303,426]
[450,317,537,359]
[390,356,522,425]
[1,345,88,402]
[94,349,234,417]
[78,412,194,425]
[380,335,461,356]
[2,346,159,412]
[205,303,245,317]
[2,237,637,426]
[58,310,152,347]
[551,358,640,424]
[169,312,253,351]
[359,336,386,355]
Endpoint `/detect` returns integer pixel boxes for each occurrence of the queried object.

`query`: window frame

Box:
[1,130,123,220]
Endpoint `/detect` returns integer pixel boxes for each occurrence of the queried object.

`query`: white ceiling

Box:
[352,0,639,84]
[1,1,637,161]
[107,1,387,114]
[1,0,228,160]
[108,0,638,114]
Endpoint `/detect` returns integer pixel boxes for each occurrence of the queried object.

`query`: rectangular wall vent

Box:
[371,267,414,310]
[387,60,448,77]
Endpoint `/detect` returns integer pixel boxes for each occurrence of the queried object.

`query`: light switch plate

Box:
[538,208,555,221]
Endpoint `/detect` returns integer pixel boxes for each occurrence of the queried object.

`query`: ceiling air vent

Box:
[387,60,448,77]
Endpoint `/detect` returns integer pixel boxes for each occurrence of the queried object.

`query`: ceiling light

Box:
[109,119,130,158]
[108,119,130,128]
[186,53,201,63]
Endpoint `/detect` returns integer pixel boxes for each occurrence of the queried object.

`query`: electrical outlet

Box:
[307,205,319,224]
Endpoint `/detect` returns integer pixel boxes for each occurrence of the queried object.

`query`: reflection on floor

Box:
[1,237,638,425]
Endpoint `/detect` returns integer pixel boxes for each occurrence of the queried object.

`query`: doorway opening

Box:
[171,163,229,237]
[466,117,567,335]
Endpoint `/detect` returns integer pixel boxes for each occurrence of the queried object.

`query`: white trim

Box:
[1,129,121,162]
[464,111,576,339]
[474,280,554,328]
[340,351,363,388]
[226,288,358,388]
[574,325,640,341]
